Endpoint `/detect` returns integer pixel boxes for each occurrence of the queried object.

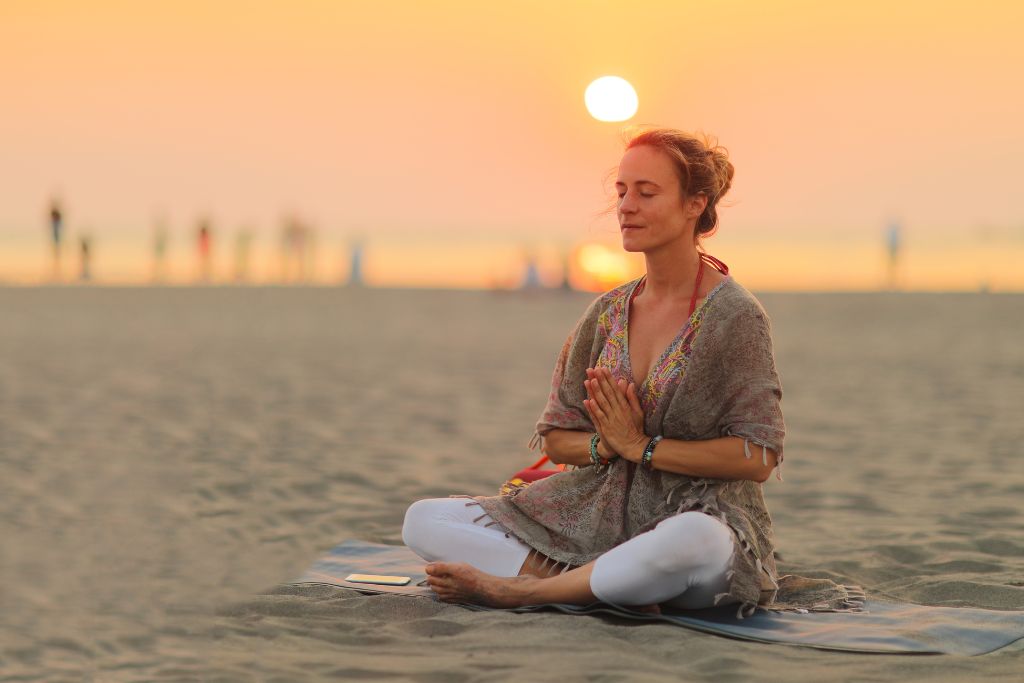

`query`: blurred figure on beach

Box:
[885,219,902,291]
[152,219,169,283]
[48,198,64,282]
[347,239,364,287]
[78,234,92,282]
[520,247,542,290]
[280,216,314,283]
[197,219,213,283]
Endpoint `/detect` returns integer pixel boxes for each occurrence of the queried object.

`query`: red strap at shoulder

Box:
[699,252,729,275]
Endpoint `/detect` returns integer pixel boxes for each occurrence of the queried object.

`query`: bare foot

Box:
[424,562,533,608]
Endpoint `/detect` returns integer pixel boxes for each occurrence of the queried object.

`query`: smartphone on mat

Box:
[344,573,412,586]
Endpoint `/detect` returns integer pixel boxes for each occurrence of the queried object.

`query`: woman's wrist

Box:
[641,435,663,470]
[596,438,616,462]
[621,434,649,464]
[589,433,611,467]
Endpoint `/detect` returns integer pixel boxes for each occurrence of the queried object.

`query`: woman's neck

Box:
[640,239,702,300]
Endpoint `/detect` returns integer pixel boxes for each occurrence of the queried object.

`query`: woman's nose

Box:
[619,191,638,213]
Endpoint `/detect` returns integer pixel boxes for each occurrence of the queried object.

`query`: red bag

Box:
[500,454,566,494]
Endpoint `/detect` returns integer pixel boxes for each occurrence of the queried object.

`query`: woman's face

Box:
[616,145,706,253]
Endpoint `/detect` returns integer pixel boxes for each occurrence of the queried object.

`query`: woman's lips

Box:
[621,224,644,230]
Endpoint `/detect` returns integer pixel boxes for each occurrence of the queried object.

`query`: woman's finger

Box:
[584,398,606,428]
[584,369,596,399]
[627,383,645,429]
[583,397,598,421]
[598,368,628,412]
[617,378,636,412]
[593,368,614,399]
[627,382,643,415]
[611,380,631,414]
[588,373,613,409]
[587,392,608,421]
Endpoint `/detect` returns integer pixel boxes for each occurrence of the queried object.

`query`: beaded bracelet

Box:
[641,435,662,470]
[589,433,603,467]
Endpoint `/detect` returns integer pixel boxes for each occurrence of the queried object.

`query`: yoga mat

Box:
[290,540,1024,656]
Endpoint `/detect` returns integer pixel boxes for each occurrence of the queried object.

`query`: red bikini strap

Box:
[687,259,705,317]
[699,252,729,275]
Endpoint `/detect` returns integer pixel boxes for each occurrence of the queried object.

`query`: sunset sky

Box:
[2,1,1022,289]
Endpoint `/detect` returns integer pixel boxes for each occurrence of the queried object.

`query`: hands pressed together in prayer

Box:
[583,367,649,463]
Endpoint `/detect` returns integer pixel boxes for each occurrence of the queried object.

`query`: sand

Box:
[1,286,1022,682]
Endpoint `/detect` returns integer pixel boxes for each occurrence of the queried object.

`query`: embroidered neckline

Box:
[623,275,732,390]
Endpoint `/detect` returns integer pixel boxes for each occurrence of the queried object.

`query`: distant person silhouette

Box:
[520,248,542,290]
[48,199,63,281]
[79,235,92,282]
[197,220,212,282]
[152,220,169,283]
[348,239,364,287]
[280,216,310,282]
[885,220,902,290]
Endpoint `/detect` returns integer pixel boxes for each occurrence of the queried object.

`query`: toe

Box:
[426,562,457,576]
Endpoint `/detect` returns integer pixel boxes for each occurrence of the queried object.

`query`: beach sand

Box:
[1,286,1022,681]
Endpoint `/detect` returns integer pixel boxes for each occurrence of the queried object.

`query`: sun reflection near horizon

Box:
[573,242,642,291]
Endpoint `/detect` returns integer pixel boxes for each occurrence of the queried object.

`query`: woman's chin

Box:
[620,233,647,253]
[620,238,647,253]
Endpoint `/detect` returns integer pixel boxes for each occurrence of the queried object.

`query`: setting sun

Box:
[584,76,639,122]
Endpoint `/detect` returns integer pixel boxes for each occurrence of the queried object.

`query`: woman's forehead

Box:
[617,145,675,184]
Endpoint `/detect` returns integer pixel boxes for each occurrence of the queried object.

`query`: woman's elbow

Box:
[540,430,566,464]
[752,450,779,483]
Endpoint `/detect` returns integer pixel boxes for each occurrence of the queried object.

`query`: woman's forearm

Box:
[542,428,613,467]
[545,429,777,482]
[621,435,777,482]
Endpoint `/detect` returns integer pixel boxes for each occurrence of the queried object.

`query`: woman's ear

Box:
[686,192,709,220]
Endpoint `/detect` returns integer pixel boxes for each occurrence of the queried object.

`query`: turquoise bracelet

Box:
[641,435,662,470]
[589,433,603,467]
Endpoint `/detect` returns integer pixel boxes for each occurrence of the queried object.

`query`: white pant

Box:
[402,497,735,609]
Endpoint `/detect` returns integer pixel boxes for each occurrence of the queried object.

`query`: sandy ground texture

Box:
[1,286,1022,682]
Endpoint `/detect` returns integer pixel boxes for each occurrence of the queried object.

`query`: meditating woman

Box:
[402,128,861,617]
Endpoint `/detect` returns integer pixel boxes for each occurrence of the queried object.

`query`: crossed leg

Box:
[403,498,735,611]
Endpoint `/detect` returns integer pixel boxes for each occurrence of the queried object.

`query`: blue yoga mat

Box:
[290,540,1024,656]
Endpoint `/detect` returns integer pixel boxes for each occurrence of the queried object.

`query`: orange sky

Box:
[1,1,1022,289]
